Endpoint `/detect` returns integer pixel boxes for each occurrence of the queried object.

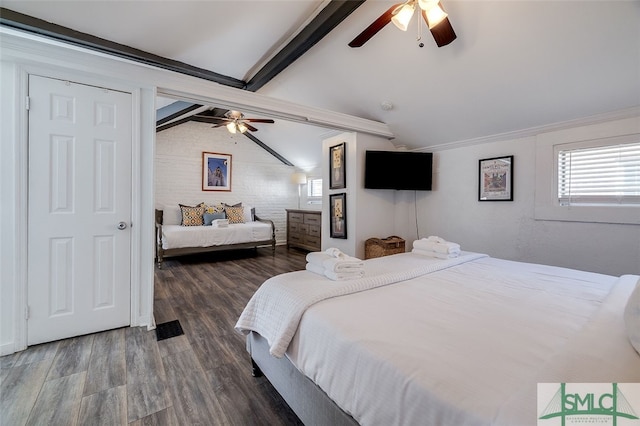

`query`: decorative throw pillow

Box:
[203,212,226,225]
[243,205,255,222]
[204,203,225,215]
[224,202,242,208]
[179,203,205,226]
[224,206,245,224]
[624,280,640,355]
[162,205,183,226]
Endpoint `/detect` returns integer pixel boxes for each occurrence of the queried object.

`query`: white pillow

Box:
[163,205,182,226]
[243,205,254,222]
[624,278,640,355]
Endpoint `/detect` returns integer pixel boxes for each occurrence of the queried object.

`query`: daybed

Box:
[155,204,275,267]
[236,251,640,426]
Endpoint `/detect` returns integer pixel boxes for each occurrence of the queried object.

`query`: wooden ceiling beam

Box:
[0,7,246,89]
[244,0,366,92]
[0,2,367,166]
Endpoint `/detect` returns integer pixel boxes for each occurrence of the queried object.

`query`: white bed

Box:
[236,252,640,425]
[160,221,273,250]
[154,207,276,267]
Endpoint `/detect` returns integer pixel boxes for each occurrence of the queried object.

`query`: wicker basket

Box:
[364,236,406,259]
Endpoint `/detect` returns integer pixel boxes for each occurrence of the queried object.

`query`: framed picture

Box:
[478,155,513,201]
[329,142,346,189]
[329,193,347,239]
[202,152,232,191]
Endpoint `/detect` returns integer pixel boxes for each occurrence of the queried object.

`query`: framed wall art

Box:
[478,155,513,201]
[329,142,346,189]
[203,152,232,191]
[329,193,347,239]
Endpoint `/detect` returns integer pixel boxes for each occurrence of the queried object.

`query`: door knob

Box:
[117,221,128,230]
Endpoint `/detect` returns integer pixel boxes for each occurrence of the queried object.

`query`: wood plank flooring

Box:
[1,246,307,425]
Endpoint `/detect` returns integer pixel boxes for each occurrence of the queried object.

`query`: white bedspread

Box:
[235,252,487,357]
[161,221,272,250]
[282,256,640,425]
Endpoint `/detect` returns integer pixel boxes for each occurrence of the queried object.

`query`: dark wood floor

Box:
[1,246,308,425]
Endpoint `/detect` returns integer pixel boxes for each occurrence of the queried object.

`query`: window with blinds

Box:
[557,142,640,206]
[307,178,323,203]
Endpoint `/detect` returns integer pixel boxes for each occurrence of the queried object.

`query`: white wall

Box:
[1,60,20,355]
[394,118,640,276]
[321,132,397,259]
[155,121,302,244]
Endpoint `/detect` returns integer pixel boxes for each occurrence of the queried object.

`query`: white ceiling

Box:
[3,0,639,169]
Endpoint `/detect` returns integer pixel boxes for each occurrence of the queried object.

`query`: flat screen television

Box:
[364,151,433,190]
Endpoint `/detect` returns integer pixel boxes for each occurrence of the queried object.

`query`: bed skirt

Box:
[247,332,358,426]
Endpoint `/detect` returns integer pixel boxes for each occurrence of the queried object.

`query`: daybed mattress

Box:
[236,252,640,426]
[161,221,272,250]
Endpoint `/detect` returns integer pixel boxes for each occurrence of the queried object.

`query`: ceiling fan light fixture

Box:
[238,123,248,133]
[227,110,243,119]
[391,2,416,31]
[417,0,438,10]
[424,3,448,29]
[226,122,237,134]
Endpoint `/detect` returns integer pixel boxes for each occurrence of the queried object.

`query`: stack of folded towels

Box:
[211,219,229,228]
[306,248,365,281]
[412,236,461,259]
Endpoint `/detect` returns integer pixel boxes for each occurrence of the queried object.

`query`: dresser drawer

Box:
[289,222,300,233]
[289,233,304,243]
[308,225,320,237]
[289,212,304,223]
[298,223,309,234]
[304,214,321,225]
[305,235,320,248]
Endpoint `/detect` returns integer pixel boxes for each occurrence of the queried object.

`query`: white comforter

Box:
[237,253,640,426]
[235,252,487,357]
[161,221,272,250]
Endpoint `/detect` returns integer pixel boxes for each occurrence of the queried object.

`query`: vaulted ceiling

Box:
[2,1,639,170]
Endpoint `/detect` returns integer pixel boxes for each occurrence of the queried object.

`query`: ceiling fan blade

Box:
[244,118,275,124]
[421,6,457,47]
[429,16,456,47]
[243,123,259,132]
[211,107,230,117]
[192,115,230,124]
[348,3,402,48]
[195,108,227,118]
[211,123,226,128]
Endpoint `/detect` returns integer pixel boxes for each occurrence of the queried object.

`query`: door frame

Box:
[12,65,149,352]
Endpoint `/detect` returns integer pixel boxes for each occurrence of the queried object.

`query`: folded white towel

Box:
[413,239,460,254]
[412,248,459,259]
[427,235,446,244]
[325,247,347,258]
[306,262,364,281]
[305,263,326,276]
[212,219,229,228]
[306,252,333,267]
[324,269,365,281]
[322,256,364,273]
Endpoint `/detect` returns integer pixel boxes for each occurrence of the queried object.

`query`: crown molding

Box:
[417,106,640,152]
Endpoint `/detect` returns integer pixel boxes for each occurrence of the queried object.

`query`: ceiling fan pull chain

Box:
[416,7,424,48]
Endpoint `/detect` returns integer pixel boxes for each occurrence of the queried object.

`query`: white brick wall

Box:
[155,121,299,244]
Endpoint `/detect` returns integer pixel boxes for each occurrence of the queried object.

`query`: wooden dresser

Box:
[286,209,321,252]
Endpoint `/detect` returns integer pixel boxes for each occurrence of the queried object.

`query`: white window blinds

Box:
[307,178,323,197]
[557,142,640,206]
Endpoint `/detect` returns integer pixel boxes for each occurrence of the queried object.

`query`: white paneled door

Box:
[27,75,132,345]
